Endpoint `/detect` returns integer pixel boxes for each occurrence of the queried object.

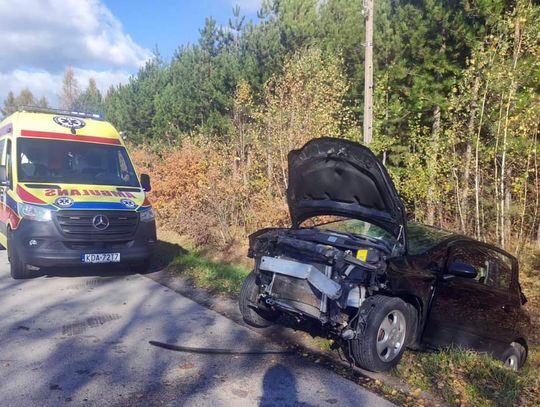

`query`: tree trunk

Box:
[499,16,523,249]
[461,75,481,233]
[426,105,441,225]
[474,78,489,240]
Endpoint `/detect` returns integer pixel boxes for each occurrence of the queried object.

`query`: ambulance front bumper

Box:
[12,217,156,268]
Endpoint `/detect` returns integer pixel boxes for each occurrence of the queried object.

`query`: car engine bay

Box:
[248,226,394,339]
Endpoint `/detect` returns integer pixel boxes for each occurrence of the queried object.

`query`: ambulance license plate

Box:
[81,253,121,263]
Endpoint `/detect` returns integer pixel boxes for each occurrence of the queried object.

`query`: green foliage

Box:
[170,251,248,296]
[73,78,103,115]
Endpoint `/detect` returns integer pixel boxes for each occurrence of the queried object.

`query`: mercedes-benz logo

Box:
[92,214,109,230]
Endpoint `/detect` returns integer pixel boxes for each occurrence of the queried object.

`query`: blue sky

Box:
[0,0,262,107]
[105,0,261,61]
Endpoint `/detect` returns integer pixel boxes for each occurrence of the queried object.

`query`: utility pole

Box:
[363,0,374,145]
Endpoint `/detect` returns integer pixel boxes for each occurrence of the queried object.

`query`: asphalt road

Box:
[0,252,395,407]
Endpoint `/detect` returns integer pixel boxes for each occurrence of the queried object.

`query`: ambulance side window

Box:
[0,139,5,165]
[6,139,12,188]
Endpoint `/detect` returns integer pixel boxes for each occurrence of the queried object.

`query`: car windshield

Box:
[313,219,455,255]
[407,222,455,255]
[315,218,398,246]
[17,138,140,187]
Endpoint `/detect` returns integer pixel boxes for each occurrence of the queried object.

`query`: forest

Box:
[99,0,540,258]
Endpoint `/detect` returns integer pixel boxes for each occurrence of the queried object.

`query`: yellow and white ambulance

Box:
[0,107,156,279]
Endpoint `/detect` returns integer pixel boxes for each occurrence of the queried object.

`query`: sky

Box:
[0,0,262,109]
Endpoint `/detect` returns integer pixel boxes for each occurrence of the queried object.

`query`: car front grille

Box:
[55,210,139,239]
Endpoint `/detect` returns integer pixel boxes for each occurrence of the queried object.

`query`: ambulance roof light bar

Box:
[18,106,104,121]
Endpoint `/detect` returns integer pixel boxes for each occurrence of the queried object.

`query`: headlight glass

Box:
[140,208,155,222]
[18,203,52,222]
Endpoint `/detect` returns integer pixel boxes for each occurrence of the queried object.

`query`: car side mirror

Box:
[140,173,151,192]
[447,262,477,279]
[0,165,9,187]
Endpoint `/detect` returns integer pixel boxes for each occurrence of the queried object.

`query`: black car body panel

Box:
[244,138,530,370]
[287,137,407,244]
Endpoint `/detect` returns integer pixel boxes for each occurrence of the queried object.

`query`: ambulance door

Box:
[0,137,7,240]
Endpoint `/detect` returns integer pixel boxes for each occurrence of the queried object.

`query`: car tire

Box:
[8,235,32,280]
[349,295,411,372]
[239,271,279,328]
[130,259,151,274]
[502,342,527,370]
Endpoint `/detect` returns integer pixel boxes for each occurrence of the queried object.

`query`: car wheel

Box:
[349,295,411,372]
[502,342,526,370]
[130,259,151,274]
[239,271,279,328]
[8,236,32,280]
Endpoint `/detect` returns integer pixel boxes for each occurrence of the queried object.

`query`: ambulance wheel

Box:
[8,231,32,280]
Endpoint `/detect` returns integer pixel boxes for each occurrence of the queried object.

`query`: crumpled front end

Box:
[248,227,389,336]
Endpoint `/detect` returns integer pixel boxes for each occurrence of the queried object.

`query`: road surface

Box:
[0,252,395,407]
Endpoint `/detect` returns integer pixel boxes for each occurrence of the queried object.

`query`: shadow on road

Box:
[260,364,313,407]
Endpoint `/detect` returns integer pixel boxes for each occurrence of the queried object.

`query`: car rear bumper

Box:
[11,216,156,268]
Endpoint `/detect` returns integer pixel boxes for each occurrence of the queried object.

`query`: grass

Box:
[169,252,248,296]
[152,229,249,297]
[395,347,540,407]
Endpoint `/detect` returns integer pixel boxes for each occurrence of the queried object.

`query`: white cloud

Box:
[0,0,150,107]
[0,0,150,72]
[229,0,263,13]
[0,69,132,107]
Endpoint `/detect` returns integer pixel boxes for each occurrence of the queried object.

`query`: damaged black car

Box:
[239,137,530,372]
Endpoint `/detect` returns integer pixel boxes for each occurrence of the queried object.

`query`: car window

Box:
[483,248,513,290]
[407,222,454,255]
[315,218,397,243]
[449,245,511,290]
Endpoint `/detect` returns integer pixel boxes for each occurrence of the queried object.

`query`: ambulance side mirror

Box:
[0,165,9,187]
[140,173,151,192]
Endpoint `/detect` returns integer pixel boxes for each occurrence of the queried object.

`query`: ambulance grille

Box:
[54,210,139,239]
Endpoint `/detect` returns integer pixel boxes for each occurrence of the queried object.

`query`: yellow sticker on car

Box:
[356,249,368,261]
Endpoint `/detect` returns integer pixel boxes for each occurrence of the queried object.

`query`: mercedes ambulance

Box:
[0,108,156,279]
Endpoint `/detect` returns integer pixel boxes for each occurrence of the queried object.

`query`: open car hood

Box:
[287,137,407,242]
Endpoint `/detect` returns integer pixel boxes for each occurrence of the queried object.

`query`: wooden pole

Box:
[363,0,374,145]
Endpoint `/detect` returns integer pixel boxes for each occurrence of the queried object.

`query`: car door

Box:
[423,242,517,356]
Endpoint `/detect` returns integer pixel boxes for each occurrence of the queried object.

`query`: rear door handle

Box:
[502,304,513,313]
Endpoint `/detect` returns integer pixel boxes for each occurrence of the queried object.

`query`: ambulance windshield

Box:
[17,138,140,187]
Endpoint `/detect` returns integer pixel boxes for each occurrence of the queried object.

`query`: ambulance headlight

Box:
[140,208,155,222]
[18,203,52,222]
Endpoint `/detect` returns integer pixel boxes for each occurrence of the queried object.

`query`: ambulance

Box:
[0,107,156,279]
